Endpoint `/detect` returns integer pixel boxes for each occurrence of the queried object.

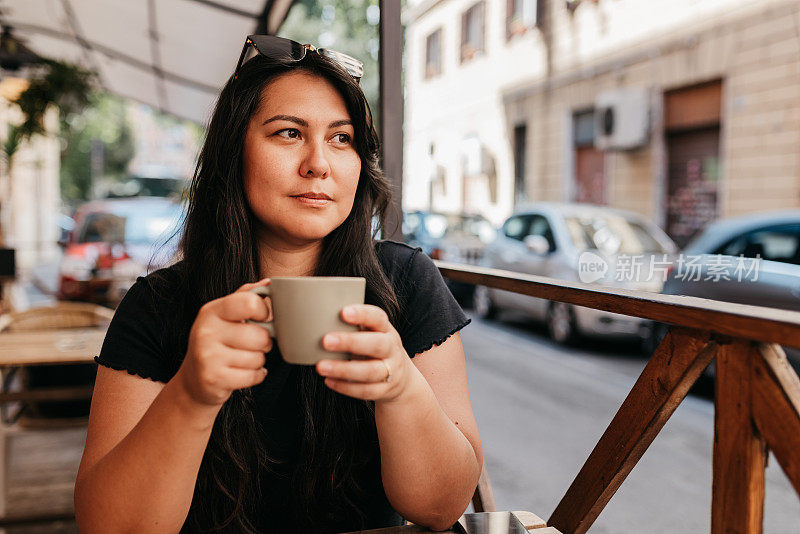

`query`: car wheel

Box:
[547,302,580,345]
[473,285,497,319]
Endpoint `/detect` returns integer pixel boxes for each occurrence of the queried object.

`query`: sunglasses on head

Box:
[233,34,364,82]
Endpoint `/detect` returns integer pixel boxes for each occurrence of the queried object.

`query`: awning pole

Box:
[378,0,403,241]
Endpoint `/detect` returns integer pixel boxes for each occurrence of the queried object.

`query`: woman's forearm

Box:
[74,379,220,534]
[375,368,482,530]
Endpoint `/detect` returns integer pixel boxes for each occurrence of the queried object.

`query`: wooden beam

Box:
[752,343,800,496]
[548,328,717,534]
[511,511,547,530]
[434,262,800,349]
[379,0,404,241]
[712,340,766,534]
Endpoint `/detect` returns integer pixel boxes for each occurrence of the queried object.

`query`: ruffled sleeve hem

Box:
[407,318,471,358]
[95,356,170,383]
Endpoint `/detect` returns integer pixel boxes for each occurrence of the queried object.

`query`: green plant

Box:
[59,93,135,201]
[4,58,95,162]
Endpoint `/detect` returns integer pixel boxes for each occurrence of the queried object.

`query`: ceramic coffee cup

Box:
[248,277,366,365]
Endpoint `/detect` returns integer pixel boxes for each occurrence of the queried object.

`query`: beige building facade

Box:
[0,98,61,272]
[404,0,800,246]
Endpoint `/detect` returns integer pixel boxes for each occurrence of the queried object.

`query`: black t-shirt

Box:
[95,240,470,533]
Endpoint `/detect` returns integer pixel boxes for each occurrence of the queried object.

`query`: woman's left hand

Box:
[316,304,416,403]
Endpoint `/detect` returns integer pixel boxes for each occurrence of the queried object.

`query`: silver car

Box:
[474,202,677,344]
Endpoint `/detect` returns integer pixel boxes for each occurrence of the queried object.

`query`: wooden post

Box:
[378,0,403,241]
[548,328,717,534]
[712,339,766,534]
[751,343,800,496]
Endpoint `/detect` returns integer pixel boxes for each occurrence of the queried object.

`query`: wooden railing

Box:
[434,261,800,534]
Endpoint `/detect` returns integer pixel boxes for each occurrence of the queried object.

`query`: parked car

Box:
[57,213,75,246]
[58,197,184,306]
[474,202,677,345]
[403,210,496,303]
[651,209,800,369]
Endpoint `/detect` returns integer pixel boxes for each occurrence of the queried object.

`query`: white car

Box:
[474,202,677,345]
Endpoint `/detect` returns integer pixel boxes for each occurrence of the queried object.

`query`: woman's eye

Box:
[333,133,351,144]
[276,129,300,139]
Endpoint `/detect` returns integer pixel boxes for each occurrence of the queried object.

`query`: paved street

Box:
[460,311,800,533]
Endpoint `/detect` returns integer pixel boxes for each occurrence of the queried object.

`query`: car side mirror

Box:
[524,235,550,255]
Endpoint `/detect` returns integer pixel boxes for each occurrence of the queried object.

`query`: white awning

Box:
[3,0,294,124]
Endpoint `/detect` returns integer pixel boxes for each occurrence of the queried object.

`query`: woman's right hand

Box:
[175,279,273,407]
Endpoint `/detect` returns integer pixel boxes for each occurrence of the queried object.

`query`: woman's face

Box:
[243,71,361,247]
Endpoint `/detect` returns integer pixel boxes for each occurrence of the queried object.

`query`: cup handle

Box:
[247,286,275,337]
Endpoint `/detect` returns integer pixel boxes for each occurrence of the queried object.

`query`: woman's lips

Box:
[292,195,330,207]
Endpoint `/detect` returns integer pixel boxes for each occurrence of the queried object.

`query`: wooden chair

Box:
[0,302,114,425]
[0,302,114,333]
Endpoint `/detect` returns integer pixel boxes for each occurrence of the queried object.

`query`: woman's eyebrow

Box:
[263,114,307,127]
[327,119,353,128]
[262,114,352,129]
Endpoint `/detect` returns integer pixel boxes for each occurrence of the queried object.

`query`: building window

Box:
[573,110,595,148]
[424,28,442,79]
[461,2,485,63]
[506,0,538,39]
[573,109,606,205]
[513,124,527,205]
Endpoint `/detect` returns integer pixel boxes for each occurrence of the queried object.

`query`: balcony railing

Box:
[435,261,800,534]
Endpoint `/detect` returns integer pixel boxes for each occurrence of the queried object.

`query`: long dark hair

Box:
[174,51,400,531]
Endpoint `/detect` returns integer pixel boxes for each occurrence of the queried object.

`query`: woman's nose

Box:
[299,141,330,178]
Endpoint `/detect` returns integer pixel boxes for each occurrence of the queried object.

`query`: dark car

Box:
[403,211,496,303]
[651,209,800,369]
[58,197,184,305]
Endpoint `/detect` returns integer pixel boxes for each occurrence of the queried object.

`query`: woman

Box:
[74,35,482,533]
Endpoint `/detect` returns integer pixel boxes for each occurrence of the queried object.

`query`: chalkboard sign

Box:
[0,248,16,278]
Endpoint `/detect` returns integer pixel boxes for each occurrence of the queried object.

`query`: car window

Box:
[628,222,664,254]
[716,224,800,265]
[124,207,183,244]
[77,205,183,245]
[443,216,495,243]
[527,215,556,251]
[79,213,125,243]
[565,214,667,255]
[469,218,496,243]
[503,216,529,241]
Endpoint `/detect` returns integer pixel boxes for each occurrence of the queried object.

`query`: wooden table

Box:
[0,327,106,367]
[0,326,106,416]
[0,325,106,523]
[341,512,560,534]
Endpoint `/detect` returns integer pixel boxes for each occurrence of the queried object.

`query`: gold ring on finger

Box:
[381,360,392,383]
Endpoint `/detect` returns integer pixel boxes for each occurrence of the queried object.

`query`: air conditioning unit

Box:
[594,88,650,150]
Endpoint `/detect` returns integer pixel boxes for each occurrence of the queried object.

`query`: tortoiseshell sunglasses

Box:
[233,34,364,82]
